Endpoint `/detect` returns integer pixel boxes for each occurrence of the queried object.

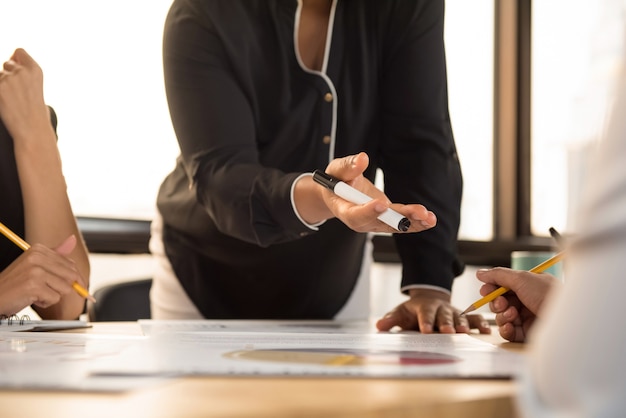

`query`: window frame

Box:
[373,0,553,267]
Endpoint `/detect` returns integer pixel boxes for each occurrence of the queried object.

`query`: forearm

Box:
[13,124,90,317]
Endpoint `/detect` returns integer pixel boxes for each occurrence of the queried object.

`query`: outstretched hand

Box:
[321,152,437,234]
[376,288,491,334]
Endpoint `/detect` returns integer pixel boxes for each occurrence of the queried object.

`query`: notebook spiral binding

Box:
[0,314,32,325]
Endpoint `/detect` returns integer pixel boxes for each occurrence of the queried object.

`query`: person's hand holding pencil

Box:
[0,220,95,316]
[466,251,564,342]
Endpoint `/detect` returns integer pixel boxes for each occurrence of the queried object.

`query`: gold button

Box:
[322,135,331,144]
[324,92,333,102]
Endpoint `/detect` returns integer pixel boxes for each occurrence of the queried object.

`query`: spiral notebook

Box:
[0,314,91,332]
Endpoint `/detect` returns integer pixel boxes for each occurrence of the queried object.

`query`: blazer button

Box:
[322,135,331,144]
[324,92,333,102]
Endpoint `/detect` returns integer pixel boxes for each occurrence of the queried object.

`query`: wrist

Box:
[293,173,333,224]
[408,287,451,302]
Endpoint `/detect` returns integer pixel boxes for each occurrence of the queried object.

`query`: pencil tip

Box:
[459,307,473,316]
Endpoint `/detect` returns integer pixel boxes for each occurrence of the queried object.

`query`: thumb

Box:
[476,268,525,293]
[326,152,369,182]
[54,234,77,256]
[375,312,399,331]
[375,307,416,332]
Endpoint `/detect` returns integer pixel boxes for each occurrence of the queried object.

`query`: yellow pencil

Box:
[0,221,96,303]
[460,250,565,316]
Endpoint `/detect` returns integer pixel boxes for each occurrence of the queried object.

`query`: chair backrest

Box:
[88,278,152,321]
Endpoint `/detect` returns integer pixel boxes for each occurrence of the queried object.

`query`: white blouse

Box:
[517,27,626,417]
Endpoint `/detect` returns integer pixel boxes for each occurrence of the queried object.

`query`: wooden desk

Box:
[0,323,523,418]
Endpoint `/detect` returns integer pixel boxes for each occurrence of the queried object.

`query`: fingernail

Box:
[374,203,386,213]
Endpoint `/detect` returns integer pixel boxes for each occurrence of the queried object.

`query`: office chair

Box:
[87,278,152,321]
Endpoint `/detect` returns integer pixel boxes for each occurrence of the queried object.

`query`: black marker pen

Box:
[312,170,411,232]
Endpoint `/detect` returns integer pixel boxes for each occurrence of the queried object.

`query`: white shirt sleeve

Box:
[516,24,626,415]
[290,173,326,230]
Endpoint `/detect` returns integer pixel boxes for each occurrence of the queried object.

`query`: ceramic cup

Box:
[510,250,564,281]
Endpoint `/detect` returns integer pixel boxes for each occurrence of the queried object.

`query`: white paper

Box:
[96,321,522,379]
[0,331,168,391]
[0,320,522,391]
[138,319,376,335]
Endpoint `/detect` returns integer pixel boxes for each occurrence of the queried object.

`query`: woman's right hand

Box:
[476,268,560,342]
[0,235,86,317]
[295,152,437,234]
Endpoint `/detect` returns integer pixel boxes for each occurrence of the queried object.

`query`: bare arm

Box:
[0,48,90,319]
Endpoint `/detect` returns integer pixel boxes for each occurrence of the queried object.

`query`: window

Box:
[445,0,494,241]
[0,0,178,220]
[531,0,625,235]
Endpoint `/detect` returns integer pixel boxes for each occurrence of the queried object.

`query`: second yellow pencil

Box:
[460,250,565,316]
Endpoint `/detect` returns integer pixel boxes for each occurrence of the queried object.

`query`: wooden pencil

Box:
[0,221,96,303]
[460,250,565,315]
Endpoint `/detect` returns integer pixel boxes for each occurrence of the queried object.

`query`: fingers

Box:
[4,49,35,70]
[0,248,79,315]
[377,299,492,335]
[476,267,521,289]
[408,288,452,333]
[432,308,490,334]
[415,305,437,334]
[2,59,19,73]
[376,300,473,334]
[494,305,519,327]
[497,322,518,342]
[375,305,418,332]
[0,51,48,141]
[54,234,77,256]
[493,306,528,342]
[52,235,89,288]
[10,48,33,66]
[24,243,83,286]
[1,49,32,78]
[319,194,387,233]
[344,152,369,173]
[326,152,369,184]
[488,295,510,313]
[404,204,437,230]
[323,153,437,233]
[479,268,554,317]
[479,283,498,297]
[30,276,71,309]
[465,314,492,334]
